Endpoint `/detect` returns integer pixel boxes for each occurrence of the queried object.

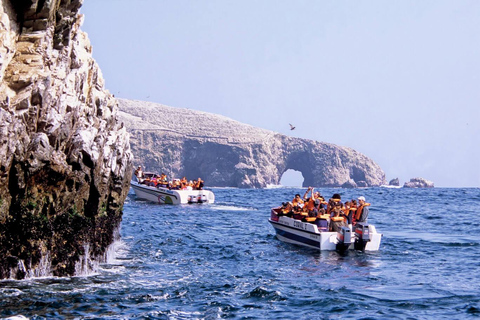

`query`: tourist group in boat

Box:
[277,187,370,232]
[134,166,205,190]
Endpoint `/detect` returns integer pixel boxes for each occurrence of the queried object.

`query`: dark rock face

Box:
[404,177,434,188]
[0,0,132,279]
[389,178,400,186]
[118,99,386,188]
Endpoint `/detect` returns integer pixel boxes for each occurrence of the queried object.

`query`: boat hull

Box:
[269,211,381,251]
[130,181,215,204]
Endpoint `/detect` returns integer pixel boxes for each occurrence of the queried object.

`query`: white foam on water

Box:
[0,287,23,296]
[74,243,100,277]
[4,315,29,320]
[266,184,283,189]
[211,204,255,211]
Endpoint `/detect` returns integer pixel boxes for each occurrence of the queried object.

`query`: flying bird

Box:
[289,123,296,130]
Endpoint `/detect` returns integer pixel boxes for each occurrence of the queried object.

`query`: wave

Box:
[210,204,256,211]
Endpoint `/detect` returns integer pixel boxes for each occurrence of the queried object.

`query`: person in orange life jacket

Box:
[180,177,188,189]
[354,196,370,224]
[349,199,357,224]
[327,193,342,215]
[343,201,351,224]
[171,179,181,190]
[330,203,347,232]
[303,187,319,217]
[195,178,204,190]
[344,201,357,225]
[313,192,327,211]
[292,193,304,211]
[157,173,168,188]
[280,202,294,217]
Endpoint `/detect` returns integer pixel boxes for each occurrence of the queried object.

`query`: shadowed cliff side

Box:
[0,0,133,279]
[117,99,385,188]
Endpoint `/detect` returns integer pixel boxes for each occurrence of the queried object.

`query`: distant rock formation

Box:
[403,177,434,188]
[117,99,386,188]
[389,178,400,186]
[0,0,132,279]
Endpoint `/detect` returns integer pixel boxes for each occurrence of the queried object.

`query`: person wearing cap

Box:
[354,196,371,224]
[134,166,143,180]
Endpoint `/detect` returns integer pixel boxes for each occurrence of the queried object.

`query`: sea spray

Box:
[74,244,99,276]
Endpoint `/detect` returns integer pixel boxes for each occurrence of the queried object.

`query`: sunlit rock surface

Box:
[117,99,386,188]
[404,177,434,188]
[0,0,132,279]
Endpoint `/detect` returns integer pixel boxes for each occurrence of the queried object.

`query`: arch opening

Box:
[280,169,304,187]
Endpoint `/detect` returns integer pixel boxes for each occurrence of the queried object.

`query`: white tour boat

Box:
[269,207,382,251]
[130,176,215,205]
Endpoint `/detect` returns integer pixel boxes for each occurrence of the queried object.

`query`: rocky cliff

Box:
[117,99,386,188]
[0,0,132,279]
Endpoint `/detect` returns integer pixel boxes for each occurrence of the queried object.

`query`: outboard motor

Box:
[336,226,353,252]
[188,195,197,204]
[354,222,371,251]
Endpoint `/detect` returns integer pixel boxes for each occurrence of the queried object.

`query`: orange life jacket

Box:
[355,203,371,220]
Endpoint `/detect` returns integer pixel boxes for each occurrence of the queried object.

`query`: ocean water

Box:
[1,187,480,319]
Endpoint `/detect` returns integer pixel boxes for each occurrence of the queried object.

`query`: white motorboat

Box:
[130,179,215,204]
[268,207,382,251]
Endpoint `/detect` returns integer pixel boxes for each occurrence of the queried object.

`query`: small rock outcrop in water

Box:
[117,99,386,188]
[403,177,434,188]
[389,178,400,186]
[0,0,132,279]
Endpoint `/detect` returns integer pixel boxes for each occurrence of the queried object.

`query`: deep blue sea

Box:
[1,187,480,319]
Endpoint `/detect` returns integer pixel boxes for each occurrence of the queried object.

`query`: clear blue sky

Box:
[81,0,479,187]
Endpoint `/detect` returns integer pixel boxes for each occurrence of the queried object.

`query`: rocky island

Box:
[117,99,386,188]
[403,177,434,188]
[0,0,132,279]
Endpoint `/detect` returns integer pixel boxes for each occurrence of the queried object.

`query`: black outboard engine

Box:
[354,222,371,251]
[336,226,353,252]
[188,195,196,204]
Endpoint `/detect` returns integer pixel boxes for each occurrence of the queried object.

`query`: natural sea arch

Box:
[280,169,304,187]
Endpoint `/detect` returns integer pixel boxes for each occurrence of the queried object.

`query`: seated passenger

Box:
[312,191,327,210]
[315,208,329,231]
[327,193,343,215]
[194,178,204,190]
[292,194,304,212]
[350,199,358,225]
[157,173,169,188]
[180,177,188,189]
[279,202,294,217]
[171,179,181,190]
[148,176,158,187]
[330,204,347,232]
